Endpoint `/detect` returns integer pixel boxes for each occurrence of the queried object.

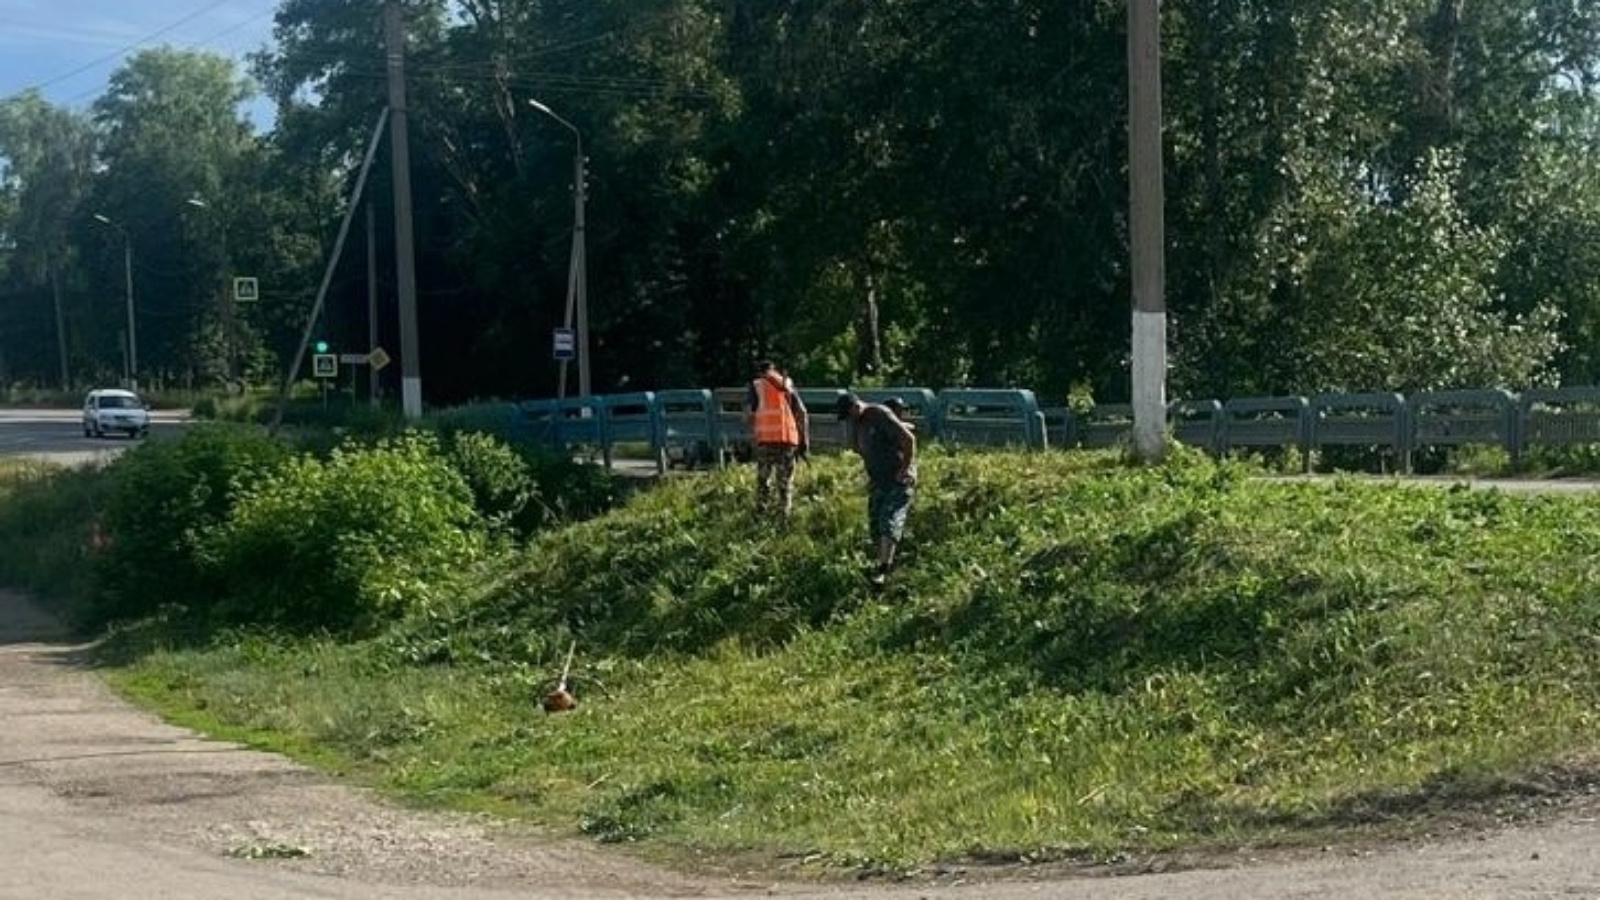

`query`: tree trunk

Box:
[1417,0,1464,155]
[856,268,884,377]
[1199,0,1225,288]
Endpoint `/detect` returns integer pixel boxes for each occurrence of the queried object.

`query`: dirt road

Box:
[3,589,1599,899]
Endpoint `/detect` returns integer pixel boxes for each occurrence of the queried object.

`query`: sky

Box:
[0,0,280,131]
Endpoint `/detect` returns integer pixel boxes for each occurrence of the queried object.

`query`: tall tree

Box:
[0,92,95,387]
[90,48,260,386]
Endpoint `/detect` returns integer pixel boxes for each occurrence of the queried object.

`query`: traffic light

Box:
[314,340,330,353]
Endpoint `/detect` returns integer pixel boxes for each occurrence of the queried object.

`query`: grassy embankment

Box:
[3,442,1600,874]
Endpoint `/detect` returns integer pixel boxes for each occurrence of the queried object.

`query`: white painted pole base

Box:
[402,378,423,420]
[1132,309,1167,462]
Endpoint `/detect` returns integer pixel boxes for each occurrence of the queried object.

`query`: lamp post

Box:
[528,98,590,399]
[92,214,138,391]
[184,197,239,384]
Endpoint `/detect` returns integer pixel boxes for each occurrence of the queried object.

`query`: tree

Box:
[0,92,95,388]
[89,49,261,387]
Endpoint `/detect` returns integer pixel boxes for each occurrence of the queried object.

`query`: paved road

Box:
[0,407,189,468]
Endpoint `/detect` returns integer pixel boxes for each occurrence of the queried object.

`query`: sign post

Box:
[553,327,576,399]
[552,327,576,361]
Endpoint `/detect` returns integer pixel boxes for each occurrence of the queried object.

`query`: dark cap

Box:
[753,358,774,373]
[882,396,908,414]
[834,393,857,420]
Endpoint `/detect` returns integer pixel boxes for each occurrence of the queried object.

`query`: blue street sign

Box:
[552,327,576,361]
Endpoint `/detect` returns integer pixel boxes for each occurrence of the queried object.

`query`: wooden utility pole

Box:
[1128,0,1168,463]
[385,1,423,419]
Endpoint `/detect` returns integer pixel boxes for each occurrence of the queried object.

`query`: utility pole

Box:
[1128,0,1167,463]
[367,200,379,407]
[50,262,69,390]
[270,109,389,435]
[120,232,137,391]
[385,0,423,419]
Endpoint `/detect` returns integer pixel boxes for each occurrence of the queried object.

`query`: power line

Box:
[49,7,279,109]
[23,0,276,94]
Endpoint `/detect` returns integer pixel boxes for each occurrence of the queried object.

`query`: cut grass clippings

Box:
[37,449,1600,872]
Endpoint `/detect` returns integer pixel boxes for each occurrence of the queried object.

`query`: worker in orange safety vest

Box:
[747,359,810,518]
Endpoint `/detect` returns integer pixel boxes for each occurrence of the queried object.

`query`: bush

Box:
[197,432,490,633]
[425,402,521,444]
[424,403,624,529]
[0,462,105,626]
[443,431,537,535]
[92,424,292,626]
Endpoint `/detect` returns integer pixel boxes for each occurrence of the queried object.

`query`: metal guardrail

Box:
[1222,396,1311,457]
[1070,403,1132,450]
[655,389,716,468]
[1516,387,1600,456]
[510,385,1600,473]
[1171,399,1223,451]
[1311,393,1408,463]
[797,388,850,449]
[936,389,1045,449]
[1407,389,1516,470]
[600,392,661,472]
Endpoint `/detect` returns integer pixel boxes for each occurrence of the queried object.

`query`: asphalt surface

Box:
[0,407,188,468]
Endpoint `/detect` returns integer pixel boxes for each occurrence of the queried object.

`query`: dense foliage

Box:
[2,1,1599,402]
[0,423,623,633]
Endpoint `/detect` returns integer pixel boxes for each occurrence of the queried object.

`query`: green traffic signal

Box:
[315,340,330,353]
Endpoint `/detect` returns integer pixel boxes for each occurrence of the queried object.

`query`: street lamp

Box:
[528,97,590,399]
[183,197,240,383]
[92,214,138,391]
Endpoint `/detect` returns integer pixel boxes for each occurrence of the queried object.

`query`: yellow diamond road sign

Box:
[367,347,392,371]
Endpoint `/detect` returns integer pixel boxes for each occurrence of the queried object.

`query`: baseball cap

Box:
[834,393,858,420]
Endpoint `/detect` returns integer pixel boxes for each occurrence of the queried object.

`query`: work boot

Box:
[868,564,888,590]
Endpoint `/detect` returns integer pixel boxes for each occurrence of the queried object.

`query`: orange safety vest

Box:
[751,374,801,446]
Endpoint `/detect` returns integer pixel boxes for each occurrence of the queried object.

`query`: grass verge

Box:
[17,448,1600,874]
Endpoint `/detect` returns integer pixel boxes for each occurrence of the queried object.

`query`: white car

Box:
[82,389,151,439]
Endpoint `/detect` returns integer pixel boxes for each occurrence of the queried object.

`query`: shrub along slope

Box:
[83,446,1600,872]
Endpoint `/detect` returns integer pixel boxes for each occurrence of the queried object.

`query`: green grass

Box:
[6,447,1597,874]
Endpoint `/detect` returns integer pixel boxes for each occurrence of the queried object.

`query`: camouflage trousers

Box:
[754,443,798,517]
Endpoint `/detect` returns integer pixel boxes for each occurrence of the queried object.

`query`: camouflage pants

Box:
[754,444,798,516]
[868,480,914,542]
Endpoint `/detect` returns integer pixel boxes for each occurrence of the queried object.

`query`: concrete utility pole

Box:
[50,264,69,390]
[93,215,138,391]
[1128,0,1168,463]
[385,0,423,419]
[367,200,379,407]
